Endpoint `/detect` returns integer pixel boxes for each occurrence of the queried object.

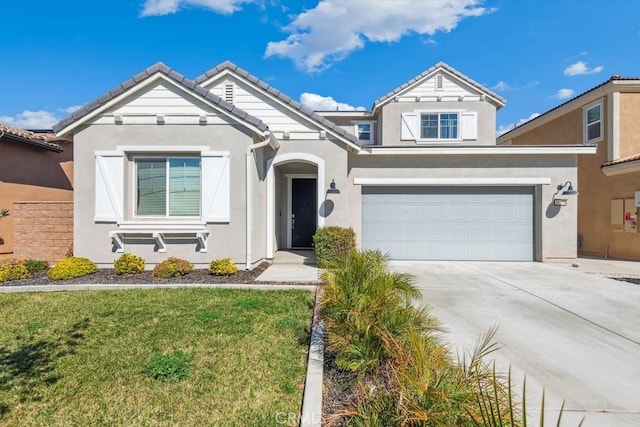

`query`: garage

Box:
[361,186,534,261]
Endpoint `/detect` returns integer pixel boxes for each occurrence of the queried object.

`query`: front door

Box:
[291,178,317,247]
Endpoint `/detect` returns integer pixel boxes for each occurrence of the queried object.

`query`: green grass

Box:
[0,288,313,425]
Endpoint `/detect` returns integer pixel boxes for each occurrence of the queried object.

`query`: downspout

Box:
[245,131,277,270]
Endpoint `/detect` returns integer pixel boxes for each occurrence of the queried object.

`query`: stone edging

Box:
[300,288,325,427]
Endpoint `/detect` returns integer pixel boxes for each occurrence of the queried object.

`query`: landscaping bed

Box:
[0,287,313,425]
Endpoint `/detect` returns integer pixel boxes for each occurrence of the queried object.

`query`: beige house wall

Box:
[0,142,73,260]
[619,93,640,158]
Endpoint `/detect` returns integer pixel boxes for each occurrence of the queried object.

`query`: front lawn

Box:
[0,288,313,425]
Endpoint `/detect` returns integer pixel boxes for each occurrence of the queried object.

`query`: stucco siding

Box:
[346,153,579,260]
[619,92,640,159]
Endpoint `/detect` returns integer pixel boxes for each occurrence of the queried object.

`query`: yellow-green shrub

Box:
[0,261,29,282]
[152,257,193,278]
[208,258,238,276]
[313,226,356,268]
[114,253,145,275]
[47,257,98,281]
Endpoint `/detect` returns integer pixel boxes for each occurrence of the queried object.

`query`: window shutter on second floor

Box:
[95,152,124,222]
[460,112,478,140]
[401,112,419,140]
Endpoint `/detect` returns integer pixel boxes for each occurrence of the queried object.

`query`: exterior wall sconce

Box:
[553,181,578,206]
[327,179,340,194]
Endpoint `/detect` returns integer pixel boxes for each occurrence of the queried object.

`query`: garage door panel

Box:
[361,186,534,261]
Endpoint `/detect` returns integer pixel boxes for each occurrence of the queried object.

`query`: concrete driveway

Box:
[391,261,640,427]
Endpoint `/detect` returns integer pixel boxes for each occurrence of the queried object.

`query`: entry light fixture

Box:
[557,181,579,196]
[327,179,340,194]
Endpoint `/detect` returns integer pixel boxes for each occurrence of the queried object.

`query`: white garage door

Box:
[361,186,534,261]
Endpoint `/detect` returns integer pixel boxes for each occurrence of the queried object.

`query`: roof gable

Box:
[196,61,362,150]
[372,62,506,111]
[53,62,269,137]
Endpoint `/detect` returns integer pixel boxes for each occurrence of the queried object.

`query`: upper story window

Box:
[354,121,375,144]
[136,157,201,217]
[420,113,458,140]
[584,102,602,143]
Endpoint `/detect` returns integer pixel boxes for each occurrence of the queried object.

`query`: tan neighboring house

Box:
[498,76,640,260]
[0,124,74,262]
[52,61,594,268]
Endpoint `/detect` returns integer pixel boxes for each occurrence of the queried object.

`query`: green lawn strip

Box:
[0,288,313,426]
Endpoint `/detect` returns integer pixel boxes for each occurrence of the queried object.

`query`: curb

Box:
[300,288,324,427]
[0,283,317,293]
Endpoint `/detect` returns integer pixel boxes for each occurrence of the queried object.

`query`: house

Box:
[0,124,74,262]
[52,61,594,268]
[498,76,640,261]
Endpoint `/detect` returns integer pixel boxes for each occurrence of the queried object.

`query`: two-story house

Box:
[498,76,640,261]
[52,61,593,268]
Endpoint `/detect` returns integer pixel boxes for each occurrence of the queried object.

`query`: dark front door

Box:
[291,178,317,247]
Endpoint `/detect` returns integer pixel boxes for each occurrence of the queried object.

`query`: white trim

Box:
[286,174,318,248]
[358,146,597,155]
[584,100,604,144]
[265,153,325,258]
[117,145,209,153]
[56,74,267,137]
[608,92,619,161]
[352,121,376,144]
[601,160,640,176]
[353,177,551,186]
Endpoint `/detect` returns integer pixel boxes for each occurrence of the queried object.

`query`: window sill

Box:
[118,221,207,231]
[416,140,463,145]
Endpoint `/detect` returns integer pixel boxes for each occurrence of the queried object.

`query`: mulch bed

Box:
[0,262,316,287]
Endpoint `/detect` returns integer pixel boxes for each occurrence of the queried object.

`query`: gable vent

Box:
[435,74,444,91]
[223,83,234,103]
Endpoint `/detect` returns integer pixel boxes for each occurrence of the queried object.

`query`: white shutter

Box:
[201,151,231,223]
[401,112,419,140]
[460,112,478,140]
[95,152,124,222]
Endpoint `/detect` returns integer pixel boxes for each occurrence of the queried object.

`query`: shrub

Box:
[208,258,238,276]
[142,350,193,382]
[47,257,98,281]
[24,260,49,275]
[152,257,193,278]
[114,253,145,275]
[0,261,30,283]
[312,226,356,267]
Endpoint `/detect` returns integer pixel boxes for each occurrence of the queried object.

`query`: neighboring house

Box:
[52,61,594,268]
[0,124,74,262]
[498,76,640,261]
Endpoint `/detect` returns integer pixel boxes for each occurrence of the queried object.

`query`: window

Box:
[585,103,602,142]
[354,121,375,143]
[420,113,458,140]
[136,157,201,217]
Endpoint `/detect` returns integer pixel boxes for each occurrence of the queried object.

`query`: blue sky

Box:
[1,0,639,134]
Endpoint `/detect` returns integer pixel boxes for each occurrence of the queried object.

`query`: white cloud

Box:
[554,88,575,100]
[564,61,604,76]
[0,110,60,129]
[496,113,540,136]
[265,0,493,72]
[60,105,83,115]
[140,0,255,16]
[492,81,509,91]
[300,93,366,111]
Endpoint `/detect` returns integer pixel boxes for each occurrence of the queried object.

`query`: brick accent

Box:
[13,202,73,262]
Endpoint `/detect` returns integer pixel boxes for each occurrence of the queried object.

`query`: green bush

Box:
[47,257,98,281]
[114,253,145,275]
[142,350,193,382]
[208,258,238,276]
[24,260,49,275]
[312,226,356,267]
[0,261,30,282]
[152,257,193,278]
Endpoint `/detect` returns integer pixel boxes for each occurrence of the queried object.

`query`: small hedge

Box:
[209,258,238,276]
[0,261,30,283]
[47,257,98,281]
[114,253,145,275]
[313,226,356,267]
[24,260,49,275]
[152,257,193,279]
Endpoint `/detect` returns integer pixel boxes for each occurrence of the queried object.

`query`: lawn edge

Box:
[300,287,325,427]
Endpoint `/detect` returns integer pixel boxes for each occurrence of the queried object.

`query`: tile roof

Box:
[0,123,63,152]
[372,62,507,110]
[52,62,269,135]
[196,61,362,148]
[602,153,640,168]
[499,76,640,139]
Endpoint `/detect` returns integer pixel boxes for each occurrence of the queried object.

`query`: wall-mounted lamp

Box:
[327,179,340,194]
[557,181,579,196]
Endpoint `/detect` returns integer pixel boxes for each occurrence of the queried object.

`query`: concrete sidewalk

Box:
[256,250,320,282]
